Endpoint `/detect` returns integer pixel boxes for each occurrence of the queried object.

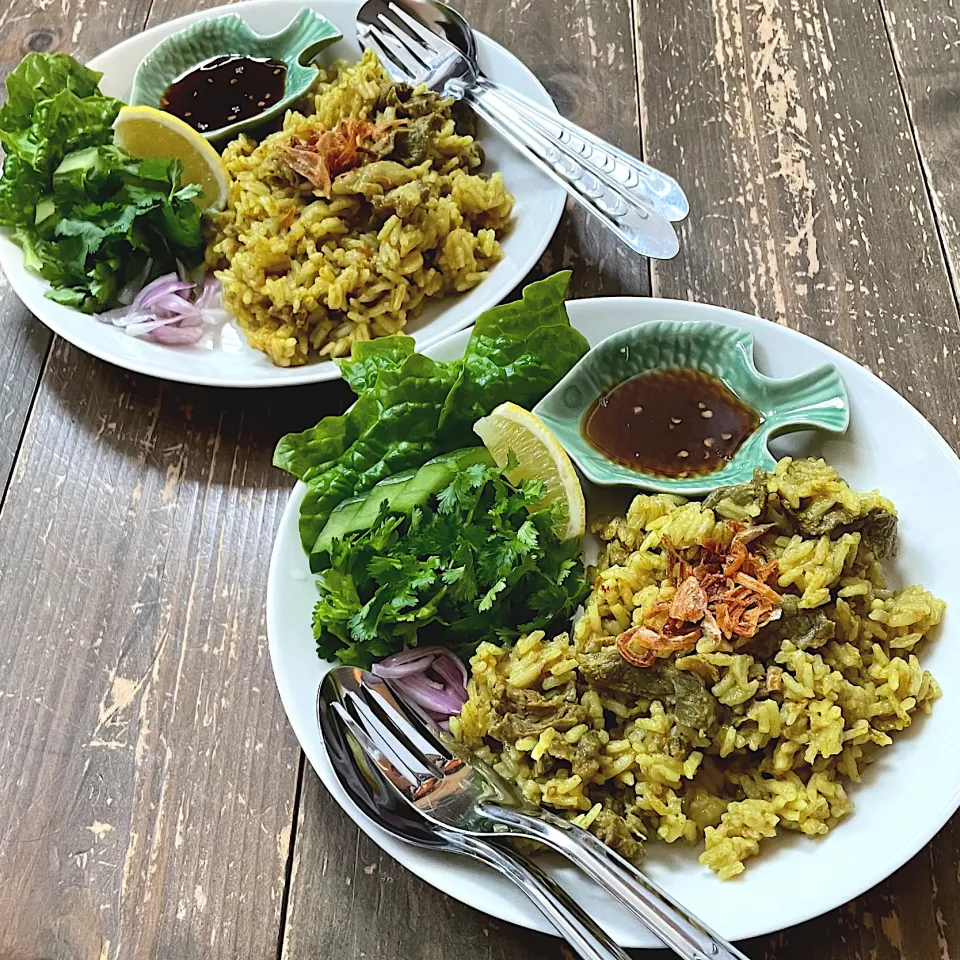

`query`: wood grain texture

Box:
[0,334,357,958]
[0,10,357,949]
[880,0,960,299]
[280,0,648,956]
[843,2,960,947]
[0,0,331,956]
[284,769,579,960]
[0,276,48,498]
[2,0,960,957]
[633,0,960,957]
[478,0,652,300]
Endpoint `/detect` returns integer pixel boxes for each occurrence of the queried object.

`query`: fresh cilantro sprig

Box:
[312,459,589,667]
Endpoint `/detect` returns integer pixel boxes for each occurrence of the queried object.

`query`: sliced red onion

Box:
[195,276,222,311]
[432,652,468,690]
[148,294,203,317]
[98,306,147,327]
[117,258,153,306]
[378,647,437,666]
[124,316,183,337]
[150,323,205,345]
[393,674,466,715]
[96,271,228,347]
[133,274,195,310]
[372,647,438,679]
[373,646,470,719]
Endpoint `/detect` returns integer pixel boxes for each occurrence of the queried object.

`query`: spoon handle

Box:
[449,830,632,960]
[478,803,752,960]
[456,82,679,260]
[475,77,688,223]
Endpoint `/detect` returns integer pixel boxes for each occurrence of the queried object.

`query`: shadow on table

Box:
[32,330,355,487]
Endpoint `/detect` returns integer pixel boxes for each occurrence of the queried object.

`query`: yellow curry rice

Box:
[453,458,944,878]
[205,51,514,366]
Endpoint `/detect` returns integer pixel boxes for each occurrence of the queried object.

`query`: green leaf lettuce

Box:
[438,270,587,441]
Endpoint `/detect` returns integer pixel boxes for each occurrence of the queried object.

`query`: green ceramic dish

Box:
[533,319,849,494]
[130,10,342,144]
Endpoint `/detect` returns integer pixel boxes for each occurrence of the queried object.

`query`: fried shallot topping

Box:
[276,118,407,196]
[669,575,708,622]
[617,625,705,668]
[615,522,782,668]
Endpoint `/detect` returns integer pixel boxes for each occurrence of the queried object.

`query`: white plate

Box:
[267,297,960,946]
[0,0,563,388]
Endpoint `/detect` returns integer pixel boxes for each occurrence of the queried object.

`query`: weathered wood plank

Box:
[497,0,652,300]
[5,0,955,957]
[633,0,960,957]
[880,0,960,300]
[0,276,48,496]
[285,770,579,960]
[0,9,356,958]
[280,0,647,956]
[0,1,319,954]
[633,0,960,448]
[0,333,354,958]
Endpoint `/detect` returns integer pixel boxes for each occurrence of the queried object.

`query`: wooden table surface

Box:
[1,0,959,957]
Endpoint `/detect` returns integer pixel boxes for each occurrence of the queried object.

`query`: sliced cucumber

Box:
[312,447,493,555]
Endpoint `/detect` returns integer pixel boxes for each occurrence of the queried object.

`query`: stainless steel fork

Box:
[319,679,634,960]
[357,1,681,259]
[323,665,751,960]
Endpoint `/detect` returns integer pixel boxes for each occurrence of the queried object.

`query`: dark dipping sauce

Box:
[160,55,287,134]
[583,368,760,478]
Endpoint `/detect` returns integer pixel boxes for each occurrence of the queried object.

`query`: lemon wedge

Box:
[474,402,586,541]
[113,105,229,210]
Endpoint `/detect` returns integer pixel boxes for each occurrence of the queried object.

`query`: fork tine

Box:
[331,699,421,798]
[377,13,447,72]
[345,689,442,794]
[361,674,452,769]
[369,22,431,79]
[359,27,415,83]
[330,699,444,821]
[377,13,443,67]
[387,2,458,55]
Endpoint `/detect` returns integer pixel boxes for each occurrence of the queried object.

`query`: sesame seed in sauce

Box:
[582,369,759,478]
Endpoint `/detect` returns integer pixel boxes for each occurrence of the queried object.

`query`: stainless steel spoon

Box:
[323,664,753,960]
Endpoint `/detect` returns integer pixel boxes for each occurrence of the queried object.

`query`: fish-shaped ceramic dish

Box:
[534,319,849,494]
[130,9,342,143]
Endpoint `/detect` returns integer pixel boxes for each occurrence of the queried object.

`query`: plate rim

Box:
[267,294,960,945]
[0,0,565,388]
